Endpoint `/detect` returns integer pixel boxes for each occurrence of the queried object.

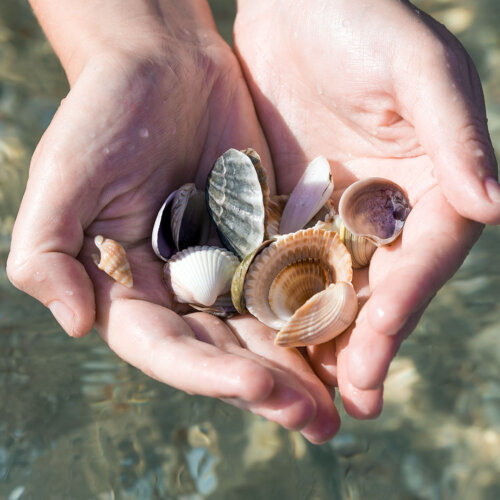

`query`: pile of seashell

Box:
[93,148,411,348]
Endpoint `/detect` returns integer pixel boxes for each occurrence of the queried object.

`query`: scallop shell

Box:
[275,281,358,347]
[206,148,267,259]
[244,227,353,331]
[279,156,333,234]
[339,177,410,246]
[93,235,133,288]
[163,246,239,307]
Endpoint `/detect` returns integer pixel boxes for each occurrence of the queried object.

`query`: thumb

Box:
[7,99,96,337]
[399,43,500,224]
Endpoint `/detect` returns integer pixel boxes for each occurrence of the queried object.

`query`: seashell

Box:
[338,177,411,246]
[152,183,210,261]
[152,189,177,261]
[231,239,275,314]
[338,218,377,268]
[275,281,358,347]
[243,227,353,335]
[93,235,133,288]
[163,246,239,307]
[190,292,237,318]
[279,156,333,234]
[265,194,289,239]
[206,148,267,259]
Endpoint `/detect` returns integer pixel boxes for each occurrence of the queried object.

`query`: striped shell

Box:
[206,148,268,259]
[93,235,133,288]
[163,246,239,307]
[242,227,356,346]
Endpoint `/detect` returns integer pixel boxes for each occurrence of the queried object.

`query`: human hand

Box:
[7,0,340,443]
[235,0,500,418]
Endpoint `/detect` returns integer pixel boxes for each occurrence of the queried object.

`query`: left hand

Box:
[234,0,500,418]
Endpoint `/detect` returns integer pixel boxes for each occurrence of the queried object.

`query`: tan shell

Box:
[338,219,377,269]
[265,194,289,239]
[275,281,358,347]
[243,228,353,338]
[93,235,133,288]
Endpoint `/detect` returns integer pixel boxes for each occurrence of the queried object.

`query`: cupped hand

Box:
[7,2,339,444]
[235,0,500,418]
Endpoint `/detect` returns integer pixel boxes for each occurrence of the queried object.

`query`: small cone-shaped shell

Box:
[275,282,358,347]
[279,156,333,234]
[164,246,239,307]
[244,228,352,330]
[93,235,133,288]
[339,177,410,246]
[206,148,266,259]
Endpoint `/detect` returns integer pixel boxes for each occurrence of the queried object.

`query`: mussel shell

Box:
[206,148,266,259]
[152,189,177,261]
[339,177,410,246]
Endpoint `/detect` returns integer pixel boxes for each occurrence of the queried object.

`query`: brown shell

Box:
[93,235,133,288]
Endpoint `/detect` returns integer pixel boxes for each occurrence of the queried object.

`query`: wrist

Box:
[30,0,218,83]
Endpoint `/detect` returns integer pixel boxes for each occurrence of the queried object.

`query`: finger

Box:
[367,187,481,337]
[398,37,500,224]
[227,315,340,443]
[346,189,481,390]
[101,300,274,402]
[7,164,95,337]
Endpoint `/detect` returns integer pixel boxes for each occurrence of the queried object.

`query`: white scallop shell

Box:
[163,246,239,307]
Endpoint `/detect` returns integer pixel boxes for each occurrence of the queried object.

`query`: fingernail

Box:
[48,301,75,336]
[484,176,500,203]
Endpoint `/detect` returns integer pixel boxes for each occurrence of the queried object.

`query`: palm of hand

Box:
[65,43,338,443]
[234,2,484,417]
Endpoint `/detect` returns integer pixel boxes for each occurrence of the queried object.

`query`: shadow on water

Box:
[1,0,500,499]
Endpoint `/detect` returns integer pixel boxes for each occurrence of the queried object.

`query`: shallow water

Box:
[1,0,499,498]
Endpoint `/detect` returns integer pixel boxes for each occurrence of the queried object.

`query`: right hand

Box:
[7,0,340,444]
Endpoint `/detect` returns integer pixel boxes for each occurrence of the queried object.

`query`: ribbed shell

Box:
[279,156,333,234]
[206,148,266,259]
[265,194,289,238]
[163,246,239,307]
[244,228,352,330]
[339,177,410,246]
[338,221,377,268]
[275,281,358,347]
[93,235,133,288]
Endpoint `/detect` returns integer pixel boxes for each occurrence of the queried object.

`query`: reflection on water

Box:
[1,0,499,498]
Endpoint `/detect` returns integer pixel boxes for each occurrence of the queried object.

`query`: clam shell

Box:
[275,281,358,347]
[163,246,239,307]
[244,227,352,330]
[206,148,266,259]
[93,235,133,288]
[279,156,333,234]
[338,177,410,246]
[170,183,210,251]
[152,189,177,261]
